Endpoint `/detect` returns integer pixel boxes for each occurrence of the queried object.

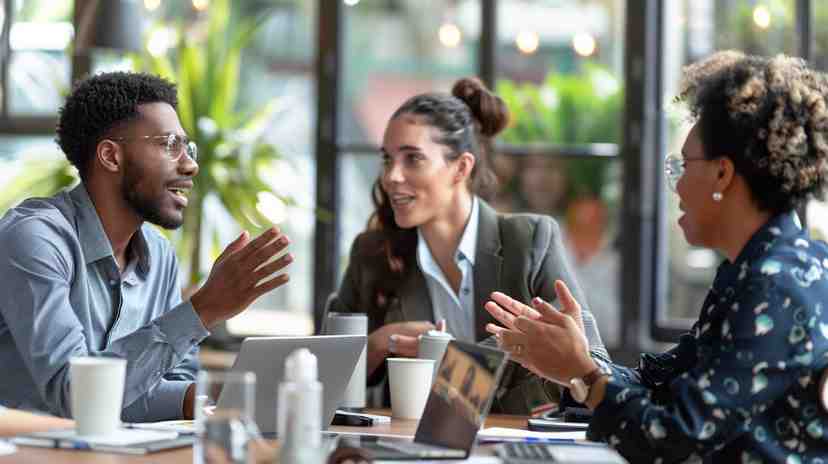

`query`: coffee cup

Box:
[69,356,127,436]
[387,358,434,419]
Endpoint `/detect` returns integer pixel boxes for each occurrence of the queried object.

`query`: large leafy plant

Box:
[133,0,290,285]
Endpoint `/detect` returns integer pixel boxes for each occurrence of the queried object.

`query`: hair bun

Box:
[451,77,510,137]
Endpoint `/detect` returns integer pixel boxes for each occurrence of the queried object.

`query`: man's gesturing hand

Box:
[191,227,293,328]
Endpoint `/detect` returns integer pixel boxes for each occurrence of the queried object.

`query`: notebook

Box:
[12,428,193,455]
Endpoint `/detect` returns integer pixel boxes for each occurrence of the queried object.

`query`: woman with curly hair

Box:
[485,51,828,461]
[329,77,609,414]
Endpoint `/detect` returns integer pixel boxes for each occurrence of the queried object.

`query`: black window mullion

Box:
[620,0,674,354]
[313,0,343,333]
[1,0,13,119]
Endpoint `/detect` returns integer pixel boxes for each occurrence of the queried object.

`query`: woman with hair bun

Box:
[329,77,610,414]
[486,52,828,461]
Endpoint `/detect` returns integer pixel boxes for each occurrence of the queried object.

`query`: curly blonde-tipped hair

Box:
[676,50,828,213]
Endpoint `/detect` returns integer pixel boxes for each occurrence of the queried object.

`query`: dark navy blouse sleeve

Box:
[588,215,828,463]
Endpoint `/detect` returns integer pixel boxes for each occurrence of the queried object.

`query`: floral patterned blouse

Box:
[588,212,828,463]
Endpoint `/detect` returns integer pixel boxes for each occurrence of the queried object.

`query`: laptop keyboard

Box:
[495,442,629,464]
[500,442,554,460]
[376,439,465,458]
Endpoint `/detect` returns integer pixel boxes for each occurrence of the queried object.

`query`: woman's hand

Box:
[484,280,596,385]
[366,320,445,375]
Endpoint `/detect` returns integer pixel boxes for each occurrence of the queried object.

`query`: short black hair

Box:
[677,51,828,214]
[56,71,178,179]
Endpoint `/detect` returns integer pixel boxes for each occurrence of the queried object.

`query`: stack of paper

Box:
[477,427,587,443]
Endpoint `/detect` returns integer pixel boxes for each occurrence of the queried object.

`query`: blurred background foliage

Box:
[496,64,622,206]
[0,0,306,286]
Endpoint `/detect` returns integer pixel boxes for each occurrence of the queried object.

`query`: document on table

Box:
[124,419,195,434]
[477,427,587,443]
[376,457,500,464]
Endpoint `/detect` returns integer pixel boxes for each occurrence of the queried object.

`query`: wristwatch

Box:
[569,365,608,404]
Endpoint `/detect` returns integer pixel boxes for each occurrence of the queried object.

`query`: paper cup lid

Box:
[423,330,453,339]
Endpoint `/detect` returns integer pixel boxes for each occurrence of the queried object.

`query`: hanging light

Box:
[439,22,462,48]
[515,30,539,55]
[572,32,596,57]
[144,0,161,11]
[147,27,176,57]
[344,0,360,5]
[753,5,771,29]
[192,0,209,12]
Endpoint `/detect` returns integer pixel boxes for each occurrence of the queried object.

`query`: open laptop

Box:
[217,335,366,436]
[337,340,509,460]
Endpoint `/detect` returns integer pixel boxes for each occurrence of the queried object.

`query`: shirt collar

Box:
[456,196,479,265]
[68,184,151,276]
[416,196,480,269]
[713,211,802,291]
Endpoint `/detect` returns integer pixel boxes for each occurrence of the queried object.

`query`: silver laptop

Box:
[336,340,509,460]
[218,335,366,435]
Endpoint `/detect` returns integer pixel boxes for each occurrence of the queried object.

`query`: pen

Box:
[522,437,577,444]
[58,439,91,450]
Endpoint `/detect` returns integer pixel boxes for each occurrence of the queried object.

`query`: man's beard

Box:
[122,158,184,230]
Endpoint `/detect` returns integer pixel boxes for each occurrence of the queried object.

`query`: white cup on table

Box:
[387,358,434,419]
[69,356,126,436]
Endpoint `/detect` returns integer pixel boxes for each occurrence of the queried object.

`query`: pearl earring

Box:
[712,192,723,202]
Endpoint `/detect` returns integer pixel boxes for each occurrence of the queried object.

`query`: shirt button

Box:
[463,288,471,295]
[109,279,117,286]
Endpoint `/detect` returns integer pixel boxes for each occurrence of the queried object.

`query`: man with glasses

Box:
[0,72,294,422]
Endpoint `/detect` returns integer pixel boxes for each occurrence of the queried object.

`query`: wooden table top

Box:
[1,411,528,463]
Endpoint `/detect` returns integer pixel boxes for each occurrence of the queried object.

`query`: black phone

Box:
[527,418,590,432]
[562,407,593,423]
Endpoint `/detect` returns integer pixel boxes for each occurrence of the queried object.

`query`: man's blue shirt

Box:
[0,185,210,421]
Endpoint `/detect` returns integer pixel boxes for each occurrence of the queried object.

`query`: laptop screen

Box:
[414,340,509,451]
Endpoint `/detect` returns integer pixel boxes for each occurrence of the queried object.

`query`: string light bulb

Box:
[439,22,462,48]
[753,5,771,29]
[515,30,539,55]
[572,32,596,57]
[144,0,161,11]
[192,0,209,12]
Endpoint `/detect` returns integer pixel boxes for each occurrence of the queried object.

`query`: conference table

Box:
[1,411,529,463]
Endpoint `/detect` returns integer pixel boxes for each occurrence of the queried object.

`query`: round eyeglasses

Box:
[109,134,198,163]
[664,153,708,192]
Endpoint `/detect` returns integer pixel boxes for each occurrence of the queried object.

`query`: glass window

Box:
[227,2,317,334]
[493,0,625,349]
[7,0,73,116]
[496,0,624,145]
[338,152,383,284]
[657,0,797,331]
[129,1,319,335]
[0,136,75,212]
[340,0,479,146]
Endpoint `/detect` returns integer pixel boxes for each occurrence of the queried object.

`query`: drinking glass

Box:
[193,370,258,464]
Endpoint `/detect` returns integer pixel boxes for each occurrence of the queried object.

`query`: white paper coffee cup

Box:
[418,332,453,384]
[387,358,433,420]
[70,356,126,436]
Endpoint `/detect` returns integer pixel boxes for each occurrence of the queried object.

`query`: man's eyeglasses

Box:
[109,134,198,162]
[664,153,708,192]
